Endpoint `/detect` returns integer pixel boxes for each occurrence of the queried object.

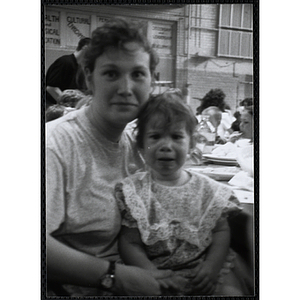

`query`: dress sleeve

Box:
[221,191,243,219]
[114,182,138,228]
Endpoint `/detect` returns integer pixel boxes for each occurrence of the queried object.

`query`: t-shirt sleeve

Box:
[114,182,138,228]
[46,148,66,235]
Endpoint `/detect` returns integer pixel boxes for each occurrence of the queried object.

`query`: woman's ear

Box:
[84,67,93,91]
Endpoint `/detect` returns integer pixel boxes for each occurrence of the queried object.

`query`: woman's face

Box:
[142,119,191,181]
[86,42,153,127]
[240,111,253,139]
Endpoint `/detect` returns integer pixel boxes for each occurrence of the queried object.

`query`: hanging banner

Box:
[45,10,60,47]
[65,13,91,47]
[152,23,173,55]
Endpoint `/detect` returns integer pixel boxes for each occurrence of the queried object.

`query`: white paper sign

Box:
[45,10,60,47]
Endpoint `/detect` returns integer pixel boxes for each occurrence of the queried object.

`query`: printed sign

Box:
[45,10,60,47]
[96,16,111,27]
[152,23,173,55]
[66,13,91,47]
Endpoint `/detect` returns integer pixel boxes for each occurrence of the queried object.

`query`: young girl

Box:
[115,92,251,295]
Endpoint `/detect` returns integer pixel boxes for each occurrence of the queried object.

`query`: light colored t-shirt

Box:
[46,107,144,260]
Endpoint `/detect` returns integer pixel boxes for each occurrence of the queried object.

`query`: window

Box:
[218,4,253,59]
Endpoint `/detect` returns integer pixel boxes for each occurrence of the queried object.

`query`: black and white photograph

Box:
[41,2,258,298]
[6,0,300,299]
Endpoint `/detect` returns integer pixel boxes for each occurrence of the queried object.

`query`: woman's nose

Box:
[117,75,133,96]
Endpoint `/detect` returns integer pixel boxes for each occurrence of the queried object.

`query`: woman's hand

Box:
[114,264,161,296]
[190,261,219,295]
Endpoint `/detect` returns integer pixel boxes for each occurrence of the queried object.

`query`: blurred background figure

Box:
[230,98,254,133]
[196,88,235,140]
[45,104,67,122]
[201,106,223,143]
[46,37,91,109]
[58,89,86,108]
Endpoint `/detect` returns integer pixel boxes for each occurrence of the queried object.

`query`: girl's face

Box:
[142,119,191,181]
[86,42,153,127]
[240,111,253,139]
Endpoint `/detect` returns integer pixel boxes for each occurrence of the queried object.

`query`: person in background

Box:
[196,89,234,140]
[75,94,93,110]
[46,37,91,109]
[230,98,253,133]
[45,104,67,122]
[229,106,253,143]
[201,106,225,144]
[240,98,253,109]
[115,93,251,296]
[231,111,241,132]
[46,18,165,296]
[58,89,86,108]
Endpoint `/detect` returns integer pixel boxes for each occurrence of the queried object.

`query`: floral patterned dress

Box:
[115,170,246,295]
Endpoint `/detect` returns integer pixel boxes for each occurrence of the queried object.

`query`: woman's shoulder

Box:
[46,109,83,137]
[46,109,87,153]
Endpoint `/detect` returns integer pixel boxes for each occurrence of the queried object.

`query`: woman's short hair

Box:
[135,92,197,149]
[197,88,226,114]
[83,17,159,75]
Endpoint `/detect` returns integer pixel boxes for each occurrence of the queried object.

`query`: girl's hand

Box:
[149,269,188,293]
[190,261,219,295]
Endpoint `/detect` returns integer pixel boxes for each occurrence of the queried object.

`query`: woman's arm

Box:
[46,151,161,296]
[47,233,161,295]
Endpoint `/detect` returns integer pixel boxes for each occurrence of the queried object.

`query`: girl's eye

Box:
[132,71,145,79]
[172,134,183,140]
[149,134,160,140]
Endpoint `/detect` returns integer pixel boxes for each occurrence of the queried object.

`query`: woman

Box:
[46,18,165,296]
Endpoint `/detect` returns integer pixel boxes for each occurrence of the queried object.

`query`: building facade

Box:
[44,4,254,114]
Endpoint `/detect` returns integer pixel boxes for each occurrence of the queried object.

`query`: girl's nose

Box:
[117,75,133,96]
[159,139,172,152]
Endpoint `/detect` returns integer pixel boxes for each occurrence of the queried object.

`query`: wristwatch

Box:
[98,261,116,291]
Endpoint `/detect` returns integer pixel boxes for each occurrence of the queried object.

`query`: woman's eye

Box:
[103,70,118,80]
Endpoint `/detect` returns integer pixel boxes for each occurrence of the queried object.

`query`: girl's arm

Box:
[119,226,157,271]
[204,217,231,271]
[191,217,231,294]
[119,226,186,292]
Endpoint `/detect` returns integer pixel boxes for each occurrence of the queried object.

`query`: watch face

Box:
[101,275,114,289]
